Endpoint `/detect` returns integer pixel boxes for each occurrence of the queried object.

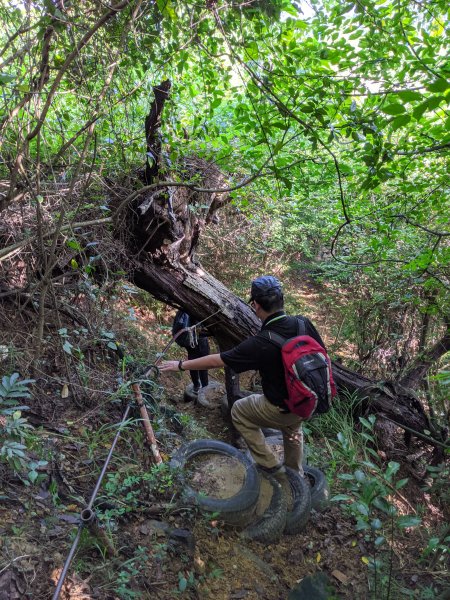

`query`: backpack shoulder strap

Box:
[296,317,306,336]
[258,330,286,348]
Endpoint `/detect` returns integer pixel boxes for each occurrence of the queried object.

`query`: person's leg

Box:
[189,370,200,389]
[231,394,302,470]
[197,337,210,387]
[187,347,201,390]
[199,371,209,387]
[281,424,304,474]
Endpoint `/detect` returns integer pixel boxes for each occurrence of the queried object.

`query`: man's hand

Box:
[159,361,181,372]
[159,354,224,373]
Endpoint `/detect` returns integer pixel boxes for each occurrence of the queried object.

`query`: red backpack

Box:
[259,319,336,419]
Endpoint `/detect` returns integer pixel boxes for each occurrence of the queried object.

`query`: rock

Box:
[196,381,225,408]
[288,573,336,600]
[168,528,196,557]
[139,519,171,537]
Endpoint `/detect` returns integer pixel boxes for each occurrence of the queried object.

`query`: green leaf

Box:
[372,497,395,514]
[28,470,38,483]
[391,114,411,130]
[101,331,115,339]
[355,518,369,531]
[395,478,409,490]
[385,461,400,478]
[63,341,72,355]
[331,494,352,501]
[359,417,373,430]
[156,0,176,19]
[397,515,422,528]
[396,90,422,102]
[67,239,83,251]
[361,461,378,470]
[337,432,346,444]
[354,470,366,482]
[413,96,444,119]
[0,73,15,85]
[381,104,406,116]
[356,502,369,516]
[371,518,382,530]
[178,576,187,592]
[427,79,450,93]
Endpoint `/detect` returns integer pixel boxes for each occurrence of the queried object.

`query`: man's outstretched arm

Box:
[159,353,225,372]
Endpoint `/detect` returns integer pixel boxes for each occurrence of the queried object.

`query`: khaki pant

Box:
[231,393,304,473]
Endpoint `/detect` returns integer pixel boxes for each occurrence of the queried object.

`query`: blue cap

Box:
[249,275,283,302]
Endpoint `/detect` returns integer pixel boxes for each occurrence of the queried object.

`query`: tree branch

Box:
[396,142,450,156]
[0,217,112,263]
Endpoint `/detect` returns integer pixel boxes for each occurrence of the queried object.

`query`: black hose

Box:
[52,403,132,600]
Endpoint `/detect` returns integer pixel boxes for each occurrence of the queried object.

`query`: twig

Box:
[0,555,31,575]
[0,217,112,263]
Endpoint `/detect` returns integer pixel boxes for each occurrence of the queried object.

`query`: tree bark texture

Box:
[144,79,172,184]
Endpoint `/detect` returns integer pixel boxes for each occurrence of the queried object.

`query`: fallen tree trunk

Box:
[115,80,439,447]
[132,261,433,440]
[330,362,431,435]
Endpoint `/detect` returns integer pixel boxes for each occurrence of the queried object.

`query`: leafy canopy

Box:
[0,0,448,307]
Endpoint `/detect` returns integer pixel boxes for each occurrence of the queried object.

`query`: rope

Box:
[150,308,222,369]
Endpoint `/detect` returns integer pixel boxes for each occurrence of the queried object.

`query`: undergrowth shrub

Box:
[0,373,47,483]
[98,462,181,523]
[329,414,424,599]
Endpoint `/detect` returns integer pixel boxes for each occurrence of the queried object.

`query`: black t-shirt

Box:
[220,311,326,409]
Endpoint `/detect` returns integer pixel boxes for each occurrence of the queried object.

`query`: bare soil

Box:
[187,455,246,499]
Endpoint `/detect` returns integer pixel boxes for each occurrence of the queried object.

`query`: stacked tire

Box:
[171,438,325,543]
[170,439,260,527]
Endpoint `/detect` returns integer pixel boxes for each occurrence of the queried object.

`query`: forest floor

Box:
[0,271,448,600]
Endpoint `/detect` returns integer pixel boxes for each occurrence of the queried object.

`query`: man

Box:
[159,275,326,477]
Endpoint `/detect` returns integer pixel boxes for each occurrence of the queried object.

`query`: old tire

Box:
[241,473,287,544]
[304,465,330,511]
[284,467,312,535]
[170,439,260,525]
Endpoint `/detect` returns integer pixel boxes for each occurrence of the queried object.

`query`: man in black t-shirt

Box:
[159,275,326,477]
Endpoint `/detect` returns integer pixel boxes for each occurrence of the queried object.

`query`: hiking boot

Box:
[183,384,199,402]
